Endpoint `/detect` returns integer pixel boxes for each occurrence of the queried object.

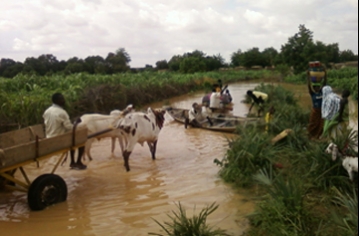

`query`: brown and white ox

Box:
[117,107,166,171]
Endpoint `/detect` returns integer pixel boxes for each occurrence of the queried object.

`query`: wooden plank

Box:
[37,128,87,157]
[29,124,46,139]
[217,121,229,127]
[0,127,87,170]
[0,142,35,169]
[0,124,45,149]
[0,143,84,173]
[271,129,292,144]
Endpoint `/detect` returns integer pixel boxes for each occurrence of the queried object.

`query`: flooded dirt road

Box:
[0,81,262,236]
[0,80,357,236]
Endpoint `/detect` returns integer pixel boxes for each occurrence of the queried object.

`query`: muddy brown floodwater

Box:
[0,80,357,236]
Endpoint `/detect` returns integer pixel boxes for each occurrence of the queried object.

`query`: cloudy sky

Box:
[1,0,358,67]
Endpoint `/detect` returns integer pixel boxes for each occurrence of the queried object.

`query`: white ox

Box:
[79,105,133,161]
[109,108,135,156]
[116,107,166,171]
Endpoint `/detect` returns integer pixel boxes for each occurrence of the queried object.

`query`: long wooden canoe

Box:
[165,107,262,133]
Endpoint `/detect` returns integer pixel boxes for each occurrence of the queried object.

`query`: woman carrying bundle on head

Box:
[306,62,327,139]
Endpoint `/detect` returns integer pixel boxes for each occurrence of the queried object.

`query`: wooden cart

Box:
[0,124,88,211]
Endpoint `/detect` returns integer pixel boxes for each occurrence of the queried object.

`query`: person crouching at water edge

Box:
[246,90,268,117]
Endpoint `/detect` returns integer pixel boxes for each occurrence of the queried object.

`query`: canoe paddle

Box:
[220,84,228,94]
[206,116,213,126]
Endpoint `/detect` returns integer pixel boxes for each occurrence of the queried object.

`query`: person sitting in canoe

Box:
[185,102,213,128]
[209,87,223,112]
[221,89,232,104]
[247,90,268,117]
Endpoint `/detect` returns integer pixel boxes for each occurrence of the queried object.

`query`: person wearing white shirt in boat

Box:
[209,88,222,112]
[185,102,213,128]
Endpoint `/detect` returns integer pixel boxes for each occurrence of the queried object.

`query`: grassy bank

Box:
[215,83,358,236]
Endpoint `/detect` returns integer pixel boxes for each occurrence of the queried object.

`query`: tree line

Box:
[0,25,357,78]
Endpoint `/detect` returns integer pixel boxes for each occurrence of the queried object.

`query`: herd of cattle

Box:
[78,105,166,171]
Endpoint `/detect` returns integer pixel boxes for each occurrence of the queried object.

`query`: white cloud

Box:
[0,0,357,67]
[243,10,265,25]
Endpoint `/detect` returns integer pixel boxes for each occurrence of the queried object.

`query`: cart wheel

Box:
[27,174,67,211]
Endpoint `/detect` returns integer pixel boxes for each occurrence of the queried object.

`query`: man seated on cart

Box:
[43,93,87,170]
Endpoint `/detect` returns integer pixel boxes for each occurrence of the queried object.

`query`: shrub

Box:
[330,187,358,236]
[149,202,230,236]
[246,170,313,236]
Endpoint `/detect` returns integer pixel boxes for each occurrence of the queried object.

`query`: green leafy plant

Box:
[247,169,313,235]
[330,187,358,236]
[0,70,277,131]
[149,202,230,236]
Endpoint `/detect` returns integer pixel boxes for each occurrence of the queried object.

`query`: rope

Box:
[340,141,350,156]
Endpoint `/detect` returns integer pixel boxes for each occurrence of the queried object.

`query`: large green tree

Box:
[230,49,242,67]
[277,25,348,73]
[205,54,226,70]
[179,57,206,73]
[0,59,24,78]
[64,57,85,74]
[84,56,106,74]
[23,57,47,75]
[325,43,340,63]
[38,54,59,73]
[241,47,266,68]
[280,24,314,74]
[0,58,17,78]
[168,55,182,71]
[262,47,279,67]
[105,48,131,73]
[155,60,169,70]
[339,49,357,62]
